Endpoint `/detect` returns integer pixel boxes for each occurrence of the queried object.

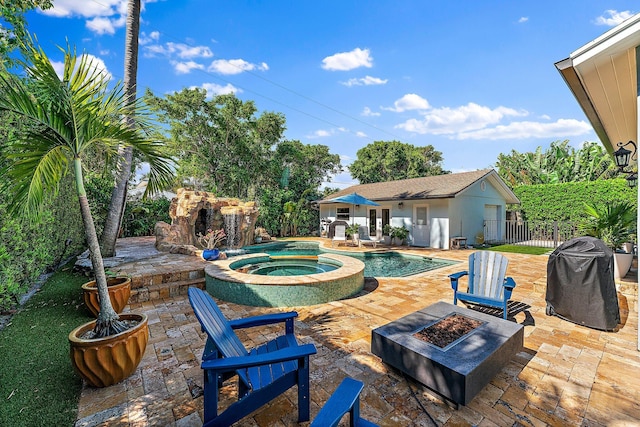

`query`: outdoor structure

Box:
[154,188,259,255]
[318,169,518,249]
[555,12,639,349]
[371,301,524,407]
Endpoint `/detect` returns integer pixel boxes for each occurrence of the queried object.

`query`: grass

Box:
[0,268,90,426]
[484,244,550,255]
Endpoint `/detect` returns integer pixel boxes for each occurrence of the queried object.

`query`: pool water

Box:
[244,241,455,277]
[239,258,339,276]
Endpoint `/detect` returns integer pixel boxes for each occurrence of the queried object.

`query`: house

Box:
[318,169,519,249]
[555,13,639,348]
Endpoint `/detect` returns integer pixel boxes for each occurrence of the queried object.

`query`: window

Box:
[337,208,350,220]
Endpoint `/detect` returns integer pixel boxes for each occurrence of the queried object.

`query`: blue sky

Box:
[24,1,638,188]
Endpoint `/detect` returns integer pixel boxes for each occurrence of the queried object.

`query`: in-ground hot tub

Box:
[204,253,365,307]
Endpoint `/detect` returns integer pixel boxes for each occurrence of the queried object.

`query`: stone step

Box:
[129,267,205,289]
[130,277,205,304]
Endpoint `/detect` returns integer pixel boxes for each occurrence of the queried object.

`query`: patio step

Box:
[129,269,206,303]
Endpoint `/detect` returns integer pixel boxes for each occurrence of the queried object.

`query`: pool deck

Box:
[75,236,639,426]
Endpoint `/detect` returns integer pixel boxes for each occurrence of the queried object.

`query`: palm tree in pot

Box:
[0,38,173,385]
[581,201,636,278]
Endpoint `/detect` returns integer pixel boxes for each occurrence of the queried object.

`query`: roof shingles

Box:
[322,169,496,202]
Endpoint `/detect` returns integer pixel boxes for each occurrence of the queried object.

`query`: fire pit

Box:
[371,302,523,406]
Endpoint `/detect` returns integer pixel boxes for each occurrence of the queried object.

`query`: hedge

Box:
[513,178,637,223]
[0,174,86,311]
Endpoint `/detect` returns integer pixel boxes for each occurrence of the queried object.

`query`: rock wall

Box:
[155,188,259,254]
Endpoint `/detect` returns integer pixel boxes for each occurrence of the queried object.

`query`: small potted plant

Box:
[581,201,636,279]
[382,224,392,245]
[346,224,361,244]
[197,228,226,260]
[391,226,409,246]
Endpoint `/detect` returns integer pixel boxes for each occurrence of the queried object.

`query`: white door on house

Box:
[413,205,429,246]
[484,205,500,243]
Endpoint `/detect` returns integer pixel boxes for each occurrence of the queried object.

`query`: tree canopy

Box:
[145,88,342,236]
[495,140,617,188]
[0,1,52,65]
[146,88,287,199]
[348,140,448,184]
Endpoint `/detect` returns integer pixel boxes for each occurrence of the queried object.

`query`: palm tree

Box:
[101,0,141,257]
[0,38,173,337]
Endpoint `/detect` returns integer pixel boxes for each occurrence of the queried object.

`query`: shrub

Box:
[0,174,85,312]
[121,197,171,237]
[514,179,636,223]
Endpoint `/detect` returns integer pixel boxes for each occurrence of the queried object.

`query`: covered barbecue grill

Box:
[546,236,620,330]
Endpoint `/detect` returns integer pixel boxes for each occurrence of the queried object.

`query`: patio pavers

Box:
[75,238,639,426]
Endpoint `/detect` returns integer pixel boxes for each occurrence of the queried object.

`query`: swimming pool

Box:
[206,253,365,307]
[232,256,339,276]
[244,241,456,277]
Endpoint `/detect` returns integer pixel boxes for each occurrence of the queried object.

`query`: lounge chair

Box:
[332,224,347,247]
[449,251,516,320]
[357,226,377,248]
[188,288,317,426]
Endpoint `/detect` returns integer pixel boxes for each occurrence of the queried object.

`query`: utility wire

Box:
[79,0,407,143]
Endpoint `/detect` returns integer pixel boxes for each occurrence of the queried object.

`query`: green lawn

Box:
[484,244,550,255]
[0,268,89,426]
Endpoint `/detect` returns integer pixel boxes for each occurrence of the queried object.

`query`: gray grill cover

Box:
[546,236,620,330]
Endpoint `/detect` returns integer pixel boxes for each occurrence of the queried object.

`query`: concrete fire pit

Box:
[371,302,524,406]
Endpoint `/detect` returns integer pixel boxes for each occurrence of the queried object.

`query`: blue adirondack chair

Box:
[188,287,317,427]
[311,377,378,427]
[449,251,516,320]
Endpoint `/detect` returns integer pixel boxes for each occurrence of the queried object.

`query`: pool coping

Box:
[205,252,364,286]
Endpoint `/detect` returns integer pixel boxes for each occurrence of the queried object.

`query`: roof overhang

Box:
[555,13,640,157]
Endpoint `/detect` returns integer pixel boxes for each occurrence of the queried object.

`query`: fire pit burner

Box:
[413,314,483,349]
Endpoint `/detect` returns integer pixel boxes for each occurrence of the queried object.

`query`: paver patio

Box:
[75,237,639,426]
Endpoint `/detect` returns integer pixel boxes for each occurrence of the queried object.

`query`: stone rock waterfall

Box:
[154,188,259,255]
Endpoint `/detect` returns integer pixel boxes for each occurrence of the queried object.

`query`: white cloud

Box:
[361,107,380,117]
[80,54,112,81]
[208,59,269,75]
[172,60,204,74]
[595,10,634,26]
[384,93,430,112]
[198,83,241,97]
[518,17,529,23]
[308,129,332,138]
[455,119,592,140]
[40,0,122,18]
[393,98,590,140]
[322,48,373,71]
[169,43,213,59]
[395,102,527,135]
[42,0,129,35]
[356,131,367,138]
[144,42,213,59]
[341,75,388,87]
[139,31,160,45]
[51,60,65,79]
[86,16,125,35]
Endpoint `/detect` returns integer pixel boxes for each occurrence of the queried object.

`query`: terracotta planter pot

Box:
[69,313,148,388]
[82,277,131,317]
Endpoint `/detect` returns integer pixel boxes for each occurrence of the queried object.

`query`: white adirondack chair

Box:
[332,225,347,247]
[449,251,516,319]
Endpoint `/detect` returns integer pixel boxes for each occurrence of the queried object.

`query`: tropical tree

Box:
[349,140,448,184]
[101,0,141,257]
[0,0,53,65]
[496,140,617,188]
[0,39,173,337]
[145,88,286,198]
